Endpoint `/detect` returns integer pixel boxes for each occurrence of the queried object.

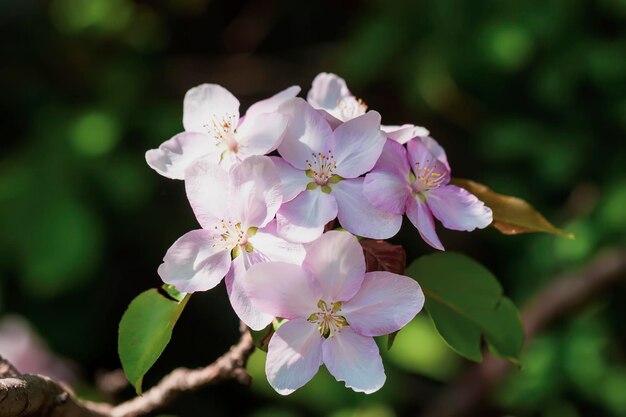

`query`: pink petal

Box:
[317,109,343,130]
[406,196,444,251]
[230,155,283,228]
[236,112,289,157]
[183,84,240,133]
[371,139,411,177]
[332,111,386,178]
[185,158,231,229]
[145,132,220,180]
[420,136,450,171]
[332,178,402,239]
[363,140,412,215]
[249,220,306,265]
[226,222,305,330]
[244,86,301,120]
[276,190,338,243]
[266,319,323,395]
[363,170,411,214]
[342,271,424,337]
[407,138,450,185]
[269,156,310,203]
[225,254,274,331]
[277,98,334,170]
[322,327,385,394]
[425,185,493,231]
[303,231,365,302]
[383,124,430,144]
[241,262,321,319]
[306,72,351,113]
[157,229,231,293]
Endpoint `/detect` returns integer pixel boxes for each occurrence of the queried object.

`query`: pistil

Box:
[308,300,348,338]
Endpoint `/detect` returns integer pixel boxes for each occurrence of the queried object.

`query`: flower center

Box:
[306,151,337,186]
[212,220,255,255]
[203,113,239,152]
[337,96,367,121]
[411,160,447,192]
[308,300,348,338]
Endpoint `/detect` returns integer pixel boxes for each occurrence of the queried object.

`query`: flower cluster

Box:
[146,72,493,394]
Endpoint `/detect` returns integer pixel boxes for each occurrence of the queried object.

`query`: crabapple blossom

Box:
[241,231,425,394]
[382,124,431,144]
[157,155,305,329]
[307,72,429,140]
[273,97,401,243]
[307,72,367,124]
[363,138,492,250]
[146,84,299,179]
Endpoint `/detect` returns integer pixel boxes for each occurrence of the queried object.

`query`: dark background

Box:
[1,0,626,416]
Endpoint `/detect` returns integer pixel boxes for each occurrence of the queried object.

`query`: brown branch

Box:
[0,375,111,417]
[420,248,626,417]
[0,323,255,417]
[110,323,255,417]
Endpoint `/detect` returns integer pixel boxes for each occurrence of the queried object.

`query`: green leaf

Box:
[451,178,574,239]
[118,287,190,394]
[406,252,524,363]
[250,324,274,352]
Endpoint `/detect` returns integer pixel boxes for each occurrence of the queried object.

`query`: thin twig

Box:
[420,248,626,417]
[110,323,255,417]
[0,323,255,417]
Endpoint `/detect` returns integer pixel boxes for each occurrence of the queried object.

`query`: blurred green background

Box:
[1,0,625,416]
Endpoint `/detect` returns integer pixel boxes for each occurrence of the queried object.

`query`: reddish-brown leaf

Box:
[360,239,406,275]
[360,239,407,351]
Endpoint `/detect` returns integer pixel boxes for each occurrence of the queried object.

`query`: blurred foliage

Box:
[1,0,625,416]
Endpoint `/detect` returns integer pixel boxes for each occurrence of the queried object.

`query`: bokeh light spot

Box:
[69,111,121,157]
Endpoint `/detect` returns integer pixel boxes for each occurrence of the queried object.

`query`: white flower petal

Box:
[158,229,231,293]
[322,327,385,394]
[145,132,219,180]
[266,319,323,395]
[183,84,240,133]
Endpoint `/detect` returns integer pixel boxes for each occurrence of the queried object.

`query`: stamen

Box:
[203,113,238,152]
[336,96,367,121]
[212,220,249,253]
[413,159,447,191]
[305,150,337,186]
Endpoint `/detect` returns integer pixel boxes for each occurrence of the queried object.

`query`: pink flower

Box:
[307,72,429,140]
[363,138,493,250]
[273,98,401,243]
[146,84,299,179]
[242,231,424,394]
[307,72,366,124]
[157,156,305,329]
[382,124,430,144]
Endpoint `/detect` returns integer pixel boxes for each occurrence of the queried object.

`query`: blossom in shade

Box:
[307,72,368,124]
[273,98,401,243]
[146,84,299,179]
[382,124,430,144]
[157,156,305,329]
[307,72,429,139]
[241,231,424,394]
[363,138,493,250]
